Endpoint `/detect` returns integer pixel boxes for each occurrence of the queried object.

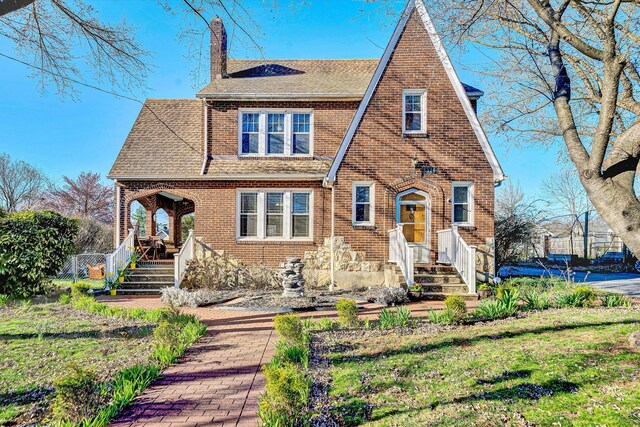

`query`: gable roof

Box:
[108,99,205,179]
[325,0,506,184]
[197,58,485,101]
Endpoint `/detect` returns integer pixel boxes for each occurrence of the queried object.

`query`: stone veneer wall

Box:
[302,237,384,273]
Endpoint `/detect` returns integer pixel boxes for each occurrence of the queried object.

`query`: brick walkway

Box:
[103,296,463,427]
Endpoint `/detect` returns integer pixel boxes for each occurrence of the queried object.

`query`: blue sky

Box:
[0,0,557,197]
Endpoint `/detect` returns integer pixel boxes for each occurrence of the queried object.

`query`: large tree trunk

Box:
[577,121,640,258]
[581,176,640,256]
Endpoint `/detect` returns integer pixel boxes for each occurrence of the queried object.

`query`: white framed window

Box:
[292,113,311,154]
[402,89,426,133]
[291,192,310,237]
[452,182,474,226]
[241,113,260,154]
[237,190,314,240]
[352,182,374,226]
[267,114,285,154]
[238,110,313,156]
[239,192,258,237]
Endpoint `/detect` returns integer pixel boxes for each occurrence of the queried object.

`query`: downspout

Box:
[324,177,335,291]
[330,184,335,291]
[115,180,121,246]
[200,99,209,175]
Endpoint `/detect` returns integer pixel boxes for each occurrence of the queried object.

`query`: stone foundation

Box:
[475,239,496,283]
[302,237,386,288]
[303,237,384,272]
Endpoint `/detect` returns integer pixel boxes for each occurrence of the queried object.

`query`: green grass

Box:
[52,278,106,289]
[0,303,154,425]
[322,308,640,426]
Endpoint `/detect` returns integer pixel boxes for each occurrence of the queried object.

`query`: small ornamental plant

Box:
[410,283,424,292]
[117,267,129,283]
[128,250,139,269]
[107,272,119,295]
[336,298,359,327]
[273,314,305,346]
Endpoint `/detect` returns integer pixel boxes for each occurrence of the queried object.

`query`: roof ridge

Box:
[228,58,379,62]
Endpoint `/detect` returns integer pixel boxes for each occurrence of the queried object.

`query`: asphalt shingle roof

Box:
[204,158,331,177]
[109,99,204,178]
[111,60,484,179]
[197,59,483,99]
[197,59,379,99]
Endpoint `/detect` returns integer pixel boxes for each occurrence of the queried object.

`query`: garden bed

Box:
[0,295,206,426]
[0,303,154,425]
[310,307,640,426]
[222,290,342,311]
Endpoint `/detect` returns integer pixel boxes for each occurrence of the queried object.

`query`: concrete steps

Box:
[411,263,477,301]
[117,260,174,294]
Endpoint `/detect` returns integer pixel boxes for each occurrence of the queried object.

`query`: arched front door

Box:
[397,189,431,263]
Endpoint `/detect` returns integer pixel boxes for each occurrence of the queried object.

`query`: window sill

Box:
[453,224,476,230]
[402,132,429,138]
[236,238,314,244]
[352,224,376,230]
[238,154,313,159]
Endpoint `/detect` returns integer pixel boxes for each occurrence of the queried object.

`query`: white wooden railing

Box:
[106,228,134,287]
[174,229,195,288]
[388,224,414,286]
[437,225,477,294]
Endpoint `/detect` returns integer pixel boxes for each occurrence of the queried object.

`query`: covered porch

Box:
[126,190,196,258]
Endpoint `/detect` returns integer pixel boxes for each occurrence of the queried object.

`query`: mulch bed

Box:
[220,288,373,311]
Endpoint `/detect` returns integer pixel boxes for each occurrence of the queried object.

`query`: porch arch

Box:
[123,187,199,248]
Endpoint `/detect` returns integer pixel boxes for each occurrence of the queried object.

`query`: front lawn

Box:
[317,308,640,426]
[0,303,154,425]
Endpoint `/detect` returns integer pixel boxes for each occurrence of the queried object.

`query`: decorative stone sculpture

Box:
[281,257,305,298]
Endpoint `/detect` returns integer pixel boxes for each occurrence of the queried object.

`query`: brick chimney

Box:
[210,18,227,81]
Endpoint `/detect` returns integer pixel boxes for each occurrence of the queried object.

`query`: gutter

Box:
[195,93,364,101]
[107,174,327,181]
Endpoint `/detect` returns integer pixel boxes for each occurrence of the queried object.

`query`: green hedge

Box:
[0,210,78,298]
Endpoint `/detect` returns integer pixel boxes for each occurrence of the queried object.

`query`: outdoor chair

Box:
[133,223,154,261]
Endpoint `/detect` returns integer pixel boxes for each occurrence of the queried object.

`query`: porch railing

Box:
[388,224,414,286]
[106,228,134,288]
[174,229,195,288]
[437,225,477,294]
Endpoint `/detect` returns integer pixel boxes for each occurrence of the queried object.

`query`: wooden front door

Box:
[398,190,430,263]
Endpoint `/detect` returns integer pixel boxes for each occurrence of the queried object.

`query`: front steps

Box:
[117,260,174,294]
[386,263,478,301]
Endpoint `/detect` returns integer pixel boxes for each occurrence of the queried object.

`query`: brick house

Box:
[108,0,506,295]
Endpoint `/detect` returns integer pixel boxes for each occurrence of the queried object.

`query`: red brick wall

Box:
[331,10,495,262]
[112,11,497,268]
[117,180,332,266]
[207,101,359,157]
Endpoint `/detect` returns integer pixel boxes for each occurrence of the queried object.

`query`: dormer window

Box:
[239,110,313,156]
[402,89,426,134]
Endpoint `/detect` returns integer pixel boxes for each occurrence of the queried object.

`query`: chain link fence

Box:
[56,253,109,284]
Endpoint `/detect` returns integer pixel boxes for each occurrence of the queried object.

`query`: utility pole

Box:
[583,211,589,259]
